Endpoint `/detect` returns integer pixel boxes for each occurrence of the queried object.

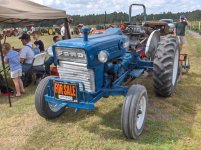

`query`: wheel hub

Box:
[172,49,179,85]
[136,96,146,130]
[48,102,63,112]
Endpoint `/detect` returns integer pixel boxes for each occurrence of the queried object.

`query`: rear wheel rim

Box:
[172,49,179,85]
[185,58,189,67]
[136,96,146,130]
[48,102,62,112]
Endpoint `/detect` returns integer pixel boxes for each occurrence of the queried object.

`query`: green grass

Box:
[190,21,201,35]
[4,34,59,49]
[186,31,201,55]
[0,33,201,149]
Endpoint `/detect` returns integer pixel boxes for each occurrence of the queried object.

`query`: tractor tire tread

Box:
[35,76,65,119]
[121,84,148,139]
[153,36,180,97]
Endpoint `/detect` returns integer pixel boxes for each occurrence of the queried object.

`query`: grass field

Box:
[190,21,201,35]
[0,32,201,150]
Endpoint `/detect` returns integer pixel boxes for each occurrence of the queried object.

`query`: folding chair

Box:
[46,46,53,57]
[32,53,46,83]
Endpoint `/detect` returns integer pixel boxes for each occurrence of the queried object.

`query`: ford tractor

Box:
[35,4,180,139]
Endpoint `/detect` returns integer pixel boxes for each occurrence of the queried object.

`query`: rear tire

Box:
[153,36,180,97]
[121,85,148,139]
[35,76,65,119]
[48,28,54,35]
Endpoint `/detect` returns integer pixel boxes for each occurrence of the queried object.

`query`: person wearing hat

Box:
[175,15,191,47]
[19,33,35,85]
[175,16,191,82]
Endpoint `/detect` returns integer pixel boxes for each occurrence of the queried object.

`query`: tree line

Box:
[1,9,201,29]
[71,10,201,25]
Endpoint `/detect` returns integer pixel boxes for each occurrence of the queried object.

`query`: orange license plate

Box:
[53,82,78,102]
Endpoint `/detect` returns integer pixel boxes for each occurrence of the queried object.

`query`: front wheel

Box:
[121,85,148,139]
[35,76,65,119]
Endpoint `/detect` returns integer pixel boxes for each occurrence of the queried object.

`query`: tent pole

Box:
[0,37,12,107]
[64,18,71,39]
[3,34,7,43]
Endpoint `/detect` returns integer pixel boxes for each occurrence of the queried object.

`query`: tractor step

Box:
[129,69,144,78]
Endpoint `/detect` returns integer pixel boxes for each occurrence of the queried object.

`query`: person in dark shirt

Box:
[175,15,191,48]
[32,31,45,52]
[175,16,191,82]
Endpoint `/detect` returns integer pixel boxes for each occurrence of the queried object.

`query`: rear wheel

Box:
[35,76,65,119]
[48,28,55,35]
[121,85,148,139]
[153,36,180,97]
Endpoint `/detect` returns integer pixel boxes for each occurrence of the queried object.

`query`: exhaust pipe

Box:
[81,26,90,42]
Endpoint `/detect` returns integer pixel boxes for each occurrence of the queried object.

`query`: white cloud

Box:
[31,0,201,15]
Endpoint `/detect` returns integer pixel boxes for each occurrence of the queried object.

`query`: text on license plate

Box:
[53,82,77,101]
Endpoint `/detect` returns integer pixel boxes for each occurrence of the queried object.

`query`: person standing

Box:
[61,24,65,40]
[3,43,25,97]
[31,25,35,33]
[175,15,191,48]
[175,15,191,82]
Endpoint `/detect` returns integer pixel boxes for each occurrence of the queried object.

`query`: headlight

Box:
[98,51,109,63]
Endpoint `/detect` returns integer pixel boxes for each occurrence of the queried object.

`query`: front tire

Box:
[35,76,65,119]
[121,85,148,139]
[153,36,180,97]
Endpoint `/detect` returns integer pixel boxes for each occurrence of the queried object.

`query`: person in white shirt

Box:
[31,26,35,33]
[19,34,34,72]
[19,33,35,85]
[61,24,65,40]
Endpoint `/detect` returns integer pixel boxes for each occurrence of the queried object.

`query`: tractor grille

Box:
[57,61,95,92]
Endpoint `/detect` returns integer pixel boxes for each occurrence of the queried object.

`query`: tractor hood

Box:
[53,27,128,67]
[54,28,128,51]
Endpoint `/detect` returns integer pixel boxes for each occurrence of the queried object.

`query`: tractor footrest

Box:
[129,69,144,78]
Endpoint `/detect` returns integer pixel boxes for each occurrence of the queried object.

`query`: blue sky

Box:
[31,0,201,15]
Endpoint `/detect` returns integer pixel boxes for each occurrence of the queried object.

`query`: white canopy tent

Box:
[0,0,71,106]
[0,0,66,22]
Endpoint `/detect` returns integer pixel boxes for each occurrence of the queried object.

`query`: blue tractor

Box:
[35,4,180,139]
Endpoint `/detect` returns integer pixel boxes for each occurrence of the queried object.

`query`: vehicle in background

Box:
[159,19,175,33]
[3,28,20,37]
[48,25,61,35]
